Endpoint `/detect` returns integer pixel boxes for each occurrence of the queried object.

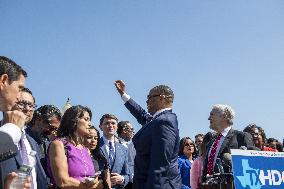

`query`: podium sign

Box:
[231,149,284,189]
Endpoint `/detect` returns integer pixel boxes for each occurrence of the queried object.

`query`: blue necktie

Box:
[109,141,115,167]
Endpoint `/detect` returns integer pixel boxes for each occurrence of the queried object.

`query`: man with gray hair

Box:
[201,104,255,189]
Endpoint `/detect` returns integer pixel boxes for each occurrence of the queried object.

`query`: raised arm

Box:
[114,80,152,125]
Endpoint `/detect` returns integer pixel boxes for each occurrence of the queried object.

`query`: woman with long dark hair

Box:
[47,105,103,189]
[85,126,111,189]
[178,137,198,189]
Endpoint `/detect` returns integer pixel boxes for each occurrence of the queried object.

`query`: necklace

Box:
[78,146,89,178]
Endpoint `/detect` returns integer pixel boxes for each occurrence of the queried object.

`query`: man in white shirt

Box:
[1,88,49,189]
[0,56,31,189]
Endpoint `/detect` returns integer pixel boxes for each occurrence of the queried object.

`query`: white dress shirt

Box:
[19,129,37,189]
[102,136,116,155]
[208,126,232,168]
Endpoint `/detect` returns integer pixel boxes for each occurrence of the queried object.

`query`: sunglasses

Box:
[123,127,134,132]
[184,143,194,147]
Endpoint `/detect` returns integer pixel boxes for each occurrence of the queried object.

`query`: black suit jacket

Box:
[0,134,48,189]
[125,99,181,189]
[202,128,254,180]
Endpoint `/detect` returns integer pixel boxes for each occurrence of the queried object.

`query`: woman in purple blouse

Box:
[47,105,103,189]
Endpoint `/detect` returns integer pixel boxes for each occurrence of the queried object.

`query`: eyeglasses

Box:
[184,143,194,147]
[147,94,173,102]
[15,100,37,110]
[123,127,134,132]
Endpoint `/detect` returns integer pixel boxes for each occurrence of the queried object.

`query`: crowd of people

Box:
[0,56,282,189]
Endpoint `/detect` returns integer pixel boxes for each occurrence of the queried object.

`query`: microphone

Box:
[216,158,224,174]
[222,153,232,172]
[223,153,232,166]
[240,146,247,150]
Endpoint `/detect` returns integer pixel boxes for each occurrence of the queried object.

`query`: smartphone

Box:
[91,171,101,178]
[84,171,102,184]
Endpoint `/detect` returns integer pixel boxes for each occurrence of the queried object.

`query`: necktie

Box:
[207,133,222,175]
[19,134,34,189]
[19,134,29,165]
[109,141,115,167]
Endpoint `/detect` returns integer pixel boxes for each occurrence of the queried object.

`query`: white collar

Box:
[153,108,172,118]
[220,126,232,137]
[102,135,115,145]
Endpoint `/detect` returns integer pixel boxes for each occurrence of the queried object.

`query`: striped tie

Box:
[207,133,222,175]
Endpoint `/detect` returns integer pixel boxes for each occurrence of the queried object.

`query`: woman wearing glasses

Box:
[178,137,198,189]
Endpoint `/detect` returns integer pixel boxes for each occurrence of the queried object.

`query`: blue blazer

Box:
[0,131,17,162]
[178,155,192,189]
[125,99,182,189]
[0,134,48,189]
[100,137,130,189]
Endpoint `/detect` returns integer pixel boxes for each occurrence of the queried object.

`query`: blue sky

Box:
[1,0,284,141]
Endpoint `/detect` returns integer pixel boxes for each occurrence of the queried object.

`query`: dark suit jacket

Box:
[100,138,130,189]
[0,131,17,162]
[125,99,181,189]
[0,134,48,189]
[202,128,254,180]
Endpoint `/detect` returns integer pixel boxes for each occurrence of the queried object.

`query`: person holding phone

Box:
[86,126,111,189]
[47,105,103,189]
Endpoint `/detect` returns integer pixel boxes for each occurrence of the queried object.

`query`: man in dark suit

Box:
[201,104,255,189]
[0,56,32,188]
[99,114,130,189]
[0,88,48,188]
[114,80,181,189]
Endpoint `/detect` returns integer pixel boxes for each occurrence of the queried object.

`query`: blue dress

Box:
[178,155,193,189]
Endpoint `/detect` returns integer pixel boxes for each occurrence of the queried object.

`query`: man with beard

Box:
[26,105,61,172]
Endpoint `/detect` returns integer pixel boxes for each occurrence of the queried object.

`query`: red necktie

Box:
[207,133,222,175]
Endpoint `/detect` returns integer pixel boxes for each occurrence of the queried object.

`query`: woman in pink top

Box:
[190,132,215,189]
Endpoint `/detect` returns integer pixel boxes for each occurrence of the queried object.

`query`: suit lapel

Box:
[15,151,22,167]
[99,138,108,159]
[26,135,47,180]
[218,129,234,157]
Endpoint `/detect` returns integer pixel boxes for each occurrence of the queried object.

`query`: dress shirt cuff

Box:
[121,93,131,103]
[0,123,22,144]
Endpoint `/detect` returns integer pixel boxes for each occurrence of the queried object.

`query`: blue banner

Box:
[231,149,284,189]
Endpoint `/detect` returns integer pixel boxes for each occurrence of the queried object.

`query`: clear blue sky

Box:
[1,0,284,141]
